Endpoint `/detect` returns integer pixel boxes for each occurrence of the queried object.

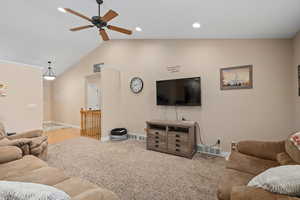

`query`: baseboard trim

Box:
[128,133,147,141]
[51,121,80,129]
[43,121,53,124]
[197,144,230,158]
[101,136,110,142]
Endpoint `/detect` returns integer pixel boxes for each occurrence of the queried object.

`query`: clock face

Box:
[130,77,143,94]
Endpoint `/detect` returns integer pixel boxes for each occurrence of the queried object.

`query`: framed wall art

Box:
[220,65,253,90]
[0,83,7,97]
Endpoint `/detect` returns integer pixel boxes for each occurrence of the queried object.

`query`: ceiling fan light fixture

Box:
[58,7,66,13]
[135,27,142,32]
[192,22,201,29]
[43,61,56,81]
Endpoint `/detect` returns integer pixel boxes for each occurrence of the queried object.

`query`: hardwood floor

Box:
[44,128,81,144]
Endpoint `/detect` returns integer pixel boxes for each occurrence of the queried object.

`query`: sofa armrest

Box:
[231,186,300,200]
[0,146,23,164]
[276,152,298,165]
[237,140,285,161]
[0,138,32,148]
[7,130,43,140]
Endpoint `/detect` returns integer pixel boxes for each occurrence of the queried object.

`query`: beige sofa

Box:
[217,138,300,200]
[0,145,119,200]
[0,122,48,160]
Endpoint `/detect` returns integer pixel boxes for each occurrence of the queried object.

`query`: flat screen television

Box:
[156,77,201,106]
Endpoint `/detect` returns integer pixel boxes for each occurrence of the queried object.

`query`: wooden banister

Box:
[80,108,101,140]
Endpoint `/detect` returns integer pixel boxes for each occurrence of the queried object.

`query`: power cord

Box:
[195,121,220,148]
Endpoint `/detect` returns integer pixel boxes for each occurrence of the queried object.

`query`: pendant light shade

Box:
[43,61,56,81]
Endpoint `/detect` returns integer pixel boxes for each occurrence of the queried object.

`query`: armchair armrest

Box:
[231,186,300,200]
[7,129,43,140]
[0,146,22,164]
[237,140,285,161]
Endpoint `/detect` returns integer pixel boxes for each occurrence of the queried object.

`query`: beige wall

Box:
[0,61,43,133]
[100,68,122,138]
[293,32,300,130]
[43,80,53,122]
[52,39,294,151]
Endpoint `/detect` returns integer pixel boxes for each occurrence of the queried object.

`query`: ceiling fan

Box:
[64,0,132,41]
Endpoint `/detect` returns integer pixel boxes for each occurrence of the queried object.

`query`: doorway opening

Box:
[81,74,101,140]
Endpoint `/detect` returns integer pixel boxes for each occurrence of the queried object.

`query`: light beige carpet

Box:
[47,137,225,200]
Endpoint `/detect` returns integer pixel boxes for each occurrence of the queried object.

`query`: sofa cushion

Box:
[5,167,69,186]
[276,152,298,165]
[0,122,6,137]
[286,137,300,164]
[0,138,10,146]
[54,177,98,197]
[226,151,279,175]
[55,178,119,200]
[231,186,294,200]
[237,141,285,161]
[0,146,22,164]
[217,169,254,200]
[72,188,119,200]
[0,155,47,179]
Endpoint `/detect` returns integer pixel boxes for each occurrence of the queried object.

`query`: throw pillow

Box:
[286,135,300,164]
[291,132,300,150]
[248,165,300,197]
[0,181,71,200]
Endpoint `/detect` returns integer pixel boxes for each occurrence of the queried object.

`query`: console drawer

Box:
[168,131,188,143]
[148,130,167,142]
[168,143,191,154]
[148,141,167,151]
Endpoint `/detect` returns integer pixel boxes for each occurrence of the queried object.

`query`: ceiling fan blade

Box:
[70,25,94,32]
[64,8,92,22]
[101,10,119,22]
[100,29,110,41]
[107,25,132,35]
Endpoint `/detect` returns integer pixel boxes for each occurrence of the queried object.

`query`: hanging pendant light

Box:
[43,61,56,81]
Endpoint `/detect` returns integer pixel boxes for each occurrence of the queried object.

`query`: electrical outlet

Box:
[231,141,237,151]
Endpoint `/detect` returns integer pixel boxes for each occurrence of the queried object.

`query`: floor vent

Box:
[197,144,222,157]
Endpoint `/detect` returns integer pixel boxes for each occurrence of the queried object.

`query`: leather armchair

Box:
[0,122,48,161]
[218,139,300,200]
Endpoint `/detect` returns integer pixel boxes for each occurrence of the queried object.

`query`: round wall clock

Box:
[130,77,144,94]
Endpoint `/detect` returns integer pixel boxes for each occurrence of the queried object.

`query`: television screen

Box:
[156,77,201,106]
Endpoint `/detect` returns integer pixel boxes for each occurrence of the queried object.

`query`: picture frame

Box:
[220,65,253,90]
[0,83,7,97]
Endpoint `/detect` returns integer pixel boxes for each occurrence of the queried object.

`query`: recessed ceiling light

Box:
[57,7,66,13]
[192,22,201,29]
[135,27,142,32]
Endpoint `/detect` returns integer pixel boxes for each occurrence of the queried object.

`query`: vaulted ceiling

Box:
[1,0,300,74]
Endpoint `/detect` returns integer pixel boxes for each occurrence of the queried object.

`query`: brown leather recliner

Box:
[0,122,48,160]
[217,137,300,200]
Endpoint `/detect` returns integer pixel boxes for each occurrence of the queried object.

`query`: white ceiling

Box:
[1,0,300,74]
